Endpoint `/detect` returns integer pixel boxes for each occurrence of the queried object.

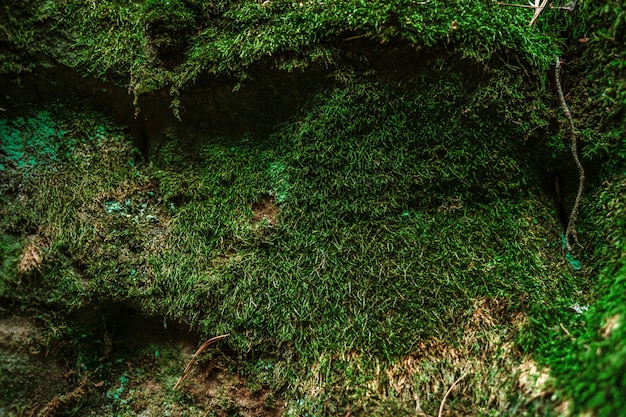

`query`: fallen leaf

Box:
[93,380,105,387]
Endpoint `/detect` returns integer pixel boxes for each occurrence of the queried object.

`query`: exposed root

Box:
[555,57,585,252]
[173,333,230,391]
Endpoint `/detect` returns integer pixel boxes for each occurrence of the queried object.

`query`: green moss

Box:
[0,0,47,73]
[531,173,626,416]
[8,0,558,106]
[142,0,198,55]
[0,235,22,298]
[1,72,573,356]
[1,1,625,412]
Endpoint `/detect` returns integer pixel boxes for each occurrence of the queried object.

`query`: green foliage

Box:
[141,0,198,62]
[533,173,626,416]
[0,0,47,73]
[0,111,65,170]
[26,0,561,99]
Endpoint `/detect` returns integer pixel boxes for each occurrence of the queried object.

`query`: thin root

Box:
[173,333,230,391]
[438,371,469,417]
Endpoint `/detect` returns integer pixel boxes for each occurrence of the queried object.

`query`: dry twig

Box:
[173,333,230,390]
[494,1,537,8]
[342,34,368,41]
[438,371,468,417]
[528,0,549,26]
[560,322,573,338]
[495,0,576,25]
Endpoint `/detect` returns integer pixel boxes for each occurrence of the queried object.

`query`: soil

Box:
[252,194,280,227]
[0,316,72,416]
[184,363,283,417]
[0,314,284,416]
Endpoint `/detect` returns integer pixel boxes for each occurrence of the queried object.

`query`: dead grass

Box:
[600,314,620,338]
[517,359,550,399]
[17,235,45,275]
[288,297,560,416]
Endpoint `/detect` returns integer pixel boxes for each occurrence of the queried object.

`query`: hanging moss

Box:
[5,1,561,96]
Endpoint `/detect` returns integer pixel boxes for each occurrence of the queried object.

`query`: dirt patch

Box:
[181,363,284,417]
[47,308,285,416]
[252,194,279,227]
[517,359,550,399]
[0,316,72,416]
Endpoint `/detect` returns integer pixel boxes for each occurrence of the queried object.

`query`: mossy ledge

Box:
[1,0,625,416]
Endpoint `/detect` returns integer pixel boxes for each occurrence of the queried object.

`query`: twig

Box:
[342,34,368,41]
[559,322,573,338]
[173,333,230,391]
[438,371,468,417]
[555,57,585,251]
[496,0,570,26]
[529,0,549,26]
[494,1,537,8]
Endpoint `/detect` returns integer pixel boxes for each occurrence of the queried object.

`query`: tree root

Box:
[555,57,585,252]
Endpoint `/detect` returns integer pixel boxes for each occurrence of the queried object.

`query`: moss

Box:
[559,0,626,167]
[5,0,560,109]
[529,172,626,417]
[0,235,22,298]
[1,0,625,414]
[0,74,580,412]
[0,0,46,73]
[142,0,197,51]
